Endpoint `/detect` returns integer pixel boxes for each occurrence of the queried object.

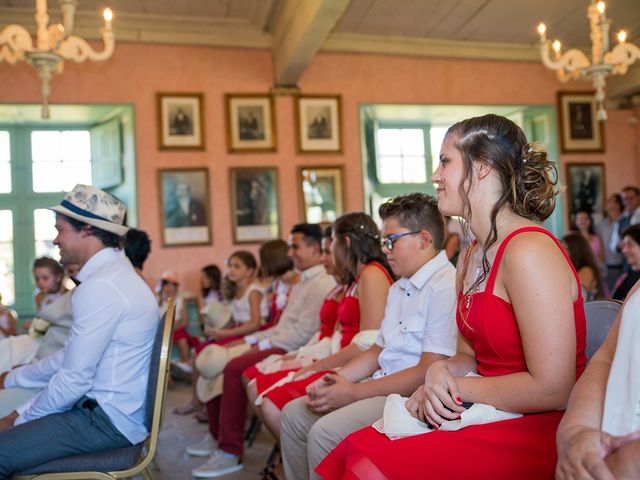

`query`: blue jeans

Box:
[0,397,131,478]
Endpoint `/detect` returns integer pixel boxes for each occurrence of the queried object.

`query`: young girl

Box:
[258,239,296,329]
[1,257,67,372]
[318,114,587,479]
[159,271,191,365]
[33,257,66,314]
[201,264,223,307]
[204,251,267,341]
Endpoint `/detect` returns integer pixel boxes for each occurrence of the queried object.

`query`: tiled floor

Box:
[148,380,277,480]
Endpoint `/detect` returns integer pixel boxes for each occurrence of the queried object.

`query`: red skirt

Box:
[316,411,563,480]
[173,328,199,348]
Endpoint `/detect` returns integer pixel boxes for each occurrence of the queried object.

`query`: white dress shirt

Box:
[248,264,335,351]
[373,250,457,379]
[6,248,159,444]
[602,287,640,436]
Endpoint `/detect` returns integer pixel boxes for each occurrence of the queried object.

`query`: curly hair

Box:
[331,212,393,285]
[446,114,560,293]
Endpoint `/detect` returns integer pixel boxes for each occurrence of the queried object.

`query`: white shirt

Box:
[249,264,335,351]
[601,287,640,436]
[373,251,457,379]
[6,248,159,444]
[231,282,268,323]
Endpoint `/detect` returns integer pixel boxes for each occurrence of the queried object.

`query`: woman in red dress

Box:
[317,114,587,480]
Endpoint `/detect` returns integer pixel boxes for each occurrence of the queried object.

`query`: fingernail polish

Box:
[456,396,462,404]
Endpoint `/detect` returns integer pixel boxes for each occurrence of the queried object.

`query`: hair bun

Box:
[513,143,559,222]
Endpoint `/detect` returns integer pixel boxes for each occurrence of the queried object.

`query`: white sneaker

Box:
[186,434,217,457]
[174,360,193,374]
[191,450,243,478]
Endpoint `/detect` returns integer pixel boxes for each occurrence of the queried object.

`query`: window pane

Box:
[32,131,62,163]
[32,130,91,192]
[400,129,424,155]
[0,210,14,305]
[0,131,10,193]
[430,126,449,174]
[402,156,427,183]
[376,129,402,155]
[61,131,91,161]
[378,156,403,183]
[34,209,60,261]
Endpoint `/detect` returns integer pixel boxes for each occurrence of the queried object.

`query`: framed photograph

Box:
[557,92,605,153]
[295,94,342,153]
[225,94,277,153]
[298,166,344,223]
[566,162,606,225]
[157,92,205,150]
[230,167,280,243]
[158,168,211,246]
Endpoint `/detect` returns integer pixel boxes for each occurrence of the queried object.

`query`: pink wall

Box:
[1,43,638,294]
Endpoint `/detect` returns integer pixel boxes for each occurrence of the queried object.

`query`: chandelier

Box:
[537,0,640,121]
[0,0,115,119]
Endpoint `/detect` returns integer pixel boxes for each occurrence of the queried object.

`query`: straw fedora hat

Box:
[49,184,129,236]
[195,343,251,402]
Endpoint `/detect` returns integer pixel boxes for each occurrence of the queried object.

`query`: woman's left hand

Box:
[423,360,465,426]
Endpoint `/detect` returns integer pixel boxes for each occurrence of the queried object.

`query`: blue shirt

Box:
[7,248,160,444]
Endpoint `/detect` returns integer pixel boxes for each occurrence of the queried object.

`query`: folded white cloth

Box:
[352,329,379,351]
[373,393,522,440]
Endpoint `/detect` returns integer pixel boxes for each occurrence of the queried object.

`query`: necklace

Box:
[463,265,484,310]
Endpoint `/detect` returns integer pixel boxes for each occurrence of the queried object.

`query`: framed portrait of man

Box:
[557,92,605,153]
[295,94,342,153]
[158,168,211,246]
[225,94,277,153]
[298,166,344,223]
[157,92,205,150]
[566,162,605,226]
[229,167,280,243]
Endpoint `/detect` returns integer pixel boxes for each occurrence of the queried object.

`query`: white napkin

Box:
[373,393,522,440]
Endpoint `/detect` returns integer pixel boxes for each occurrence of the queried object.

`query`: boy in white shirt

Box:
[280,193,458,480]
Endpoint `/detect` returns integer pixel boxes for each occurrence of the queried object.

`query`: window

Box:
[375,128,427,184]
[32,130,91,192]
[0,127,91,313]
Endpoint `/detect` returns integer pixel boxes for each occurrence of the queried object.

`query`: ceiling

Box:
[1,0,639,96]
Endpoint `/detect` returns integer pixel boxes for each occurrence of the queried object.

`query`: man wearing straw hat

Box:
[0,184,159,477]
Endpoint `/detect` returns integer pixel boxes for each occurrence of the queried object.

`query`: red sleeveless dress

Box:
[253,262,393,409]
[316,227,587,480]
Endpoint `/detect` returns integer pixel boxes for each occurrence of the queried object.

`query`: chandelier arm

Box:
[0,25,35,63]
[56,30,115,62]
[539,42,591,83]
[604,43,640,75]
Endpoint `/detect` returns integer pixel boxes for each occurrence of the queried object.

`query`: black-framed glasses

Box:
[381,231,421,250]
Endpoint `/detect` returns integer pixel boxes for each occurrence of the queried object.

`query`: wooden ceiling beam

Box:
[271,0,351,87]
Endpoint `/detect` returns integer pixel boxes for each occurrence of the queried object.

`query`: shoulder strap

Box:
[365,261,394,284]
[485,226,579,295]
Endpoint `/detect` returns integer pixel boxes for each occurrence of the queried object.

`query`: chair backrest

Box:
[584,299,622,361]
[115,297,175,477]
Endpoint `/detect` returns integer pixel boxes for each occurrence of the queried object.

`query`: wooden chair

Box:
[584,299,622,361]
[13,298,176,480]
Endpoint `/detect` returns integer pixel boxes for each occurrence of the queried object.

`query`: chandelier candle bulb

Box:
[103,8,113,30]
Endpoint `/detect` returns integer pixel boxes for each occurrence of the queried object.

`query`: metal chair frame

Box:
[13,298,176,480]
